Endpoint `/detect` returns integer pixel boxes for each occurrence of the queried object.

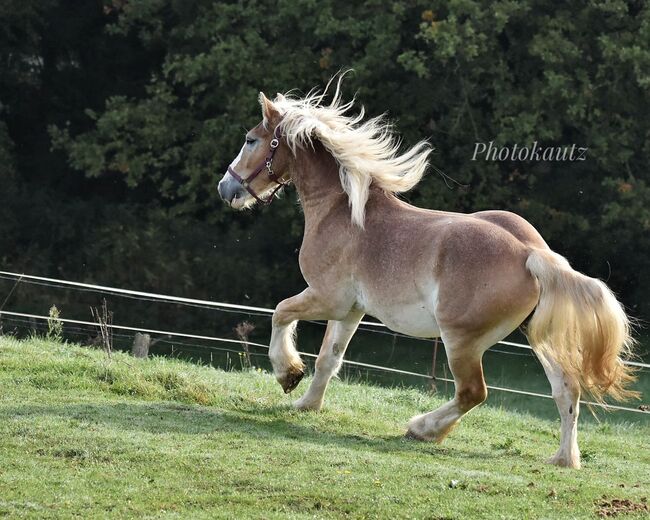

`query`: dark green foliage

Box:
[1,0,649,329]
[0,122,21,259]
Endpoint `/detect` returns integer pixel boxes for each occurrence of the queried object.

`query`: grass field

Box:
[0,336,648,519]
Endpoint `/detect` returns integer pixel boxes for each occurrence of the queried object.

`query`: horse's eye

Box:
[245,137,256,145]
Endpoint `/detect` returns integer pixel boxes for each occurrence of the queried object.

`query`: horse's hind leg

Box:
[294,310,363,411]
[537,355,581,468]
[406,344,487,442]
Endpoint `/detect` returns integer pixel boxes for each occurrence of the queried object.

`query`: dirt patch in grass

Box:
[595,498,648,517]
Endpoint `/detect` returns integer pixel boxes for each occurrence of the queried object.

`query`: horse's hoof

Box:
[293,397,322,411]
[546,453,581,469]
[281,370,304,394]
[404,429,427,441]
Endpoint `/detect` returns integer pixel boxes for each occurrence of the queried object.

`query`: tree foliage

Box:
[1,0,649,323]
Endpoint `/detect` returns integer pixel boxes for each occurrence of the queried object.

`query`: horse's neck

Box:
[292,143,346,226]
[291,143,402,234]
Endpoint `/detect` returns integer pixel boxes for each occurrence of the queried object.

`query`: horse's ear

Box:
[259,92,280,128]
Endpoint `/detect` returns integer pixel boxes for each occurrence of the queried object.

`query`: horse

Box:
[217,79,637,469]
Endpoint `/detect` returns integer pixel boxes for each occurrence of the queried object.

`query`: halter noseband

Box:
[227,125,288,205]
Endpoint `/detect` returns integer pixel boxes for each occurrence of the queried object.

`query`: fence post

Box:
[430,338,439,392]
[132,332,151,358]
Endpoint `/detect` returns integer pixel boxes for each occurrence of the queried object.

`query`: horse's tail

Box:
[525,248,637,402]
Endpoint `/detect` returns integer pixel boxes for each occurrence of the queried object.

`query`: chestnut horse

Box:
[218,81,636,468]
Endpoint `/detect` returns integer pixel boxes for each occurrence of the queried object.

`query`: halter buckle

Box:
[270,138,279,149]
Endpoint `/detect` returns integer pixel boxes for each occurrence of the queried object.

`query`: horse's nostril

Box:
[219,176,246,206]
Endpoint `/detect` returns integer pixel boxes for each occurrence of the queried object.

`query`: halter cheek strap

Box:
[227,125,288,205]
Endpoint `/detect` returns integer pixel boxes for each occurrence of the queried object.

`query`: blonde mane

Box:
[272,78,431,227]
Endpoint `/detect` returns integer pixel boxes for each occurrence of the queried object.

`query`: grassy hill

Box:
[0,336,647,519]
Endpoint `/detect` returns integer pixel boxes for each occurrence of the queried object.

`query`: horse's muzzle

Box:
[218,174,247,206]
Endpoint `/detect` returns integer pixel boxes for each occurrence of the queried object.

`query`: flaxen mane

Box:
[271,78,431,227]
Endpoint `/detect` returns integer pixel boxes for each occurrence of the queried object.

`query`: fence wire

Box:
[0,309,646,415]
[1,270,647,369]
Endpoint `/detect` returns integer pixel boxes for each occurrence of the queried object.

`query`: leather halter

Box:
[227,125,288,205]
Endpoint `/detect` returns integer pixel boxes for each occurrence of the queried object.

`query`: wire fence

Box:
[0,307,647,415]
[0,270,648,415]
[1,270,647,369]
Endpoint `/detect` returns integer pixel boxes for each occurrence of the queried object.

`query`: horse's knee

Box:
[314,355,330,372]
[272,305,292,327]
[457,383,487,412]
[315,351,341,374]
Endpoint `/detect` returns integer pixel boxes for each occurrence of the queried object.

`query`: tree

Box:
[1,0,648,329]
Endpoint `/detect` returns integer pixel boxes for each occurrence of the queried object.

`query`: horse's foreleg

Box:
[294,311,363,411]
[270,288,336,394]
[539,356,581,468]
[406,347,487,442]
[269,319,302,394]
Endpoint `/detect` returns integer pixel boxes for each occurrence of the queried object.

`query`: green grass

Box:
[0,337,648,519]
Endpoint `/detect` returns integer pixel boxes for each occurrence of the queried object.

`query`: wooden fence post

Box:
[430,338,439,392]
[132,332,151,358]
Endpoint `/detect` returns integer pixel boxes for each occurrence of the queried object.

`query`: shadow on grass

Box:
[2,400,501,461]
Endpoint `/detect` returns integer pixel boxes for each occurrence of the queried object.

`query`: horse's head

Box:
[218,93,291,209]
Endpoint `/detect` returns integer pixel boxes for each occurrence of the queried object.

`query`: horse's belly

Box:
[360,299,441,339]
